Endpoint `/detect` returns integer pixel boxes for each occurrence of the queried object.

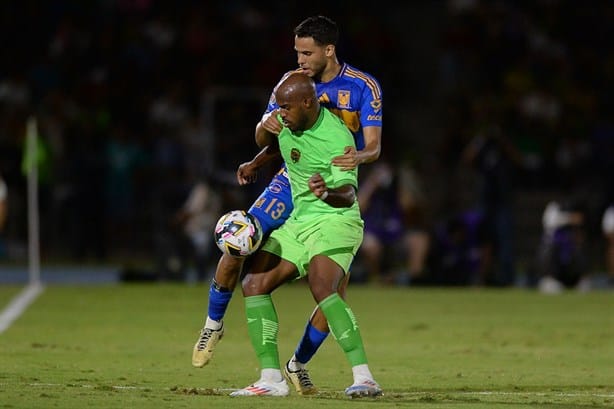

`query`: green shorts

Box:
[262,213,364,278]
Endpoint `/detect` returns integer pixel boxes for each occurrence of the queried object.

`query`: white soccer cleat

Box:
[230,379,290,397]
[192,324,224,367]
[344,379,383,398]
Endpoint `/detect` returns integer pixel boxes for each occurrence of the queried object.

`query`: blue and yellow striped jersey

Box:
[265,63,383,151]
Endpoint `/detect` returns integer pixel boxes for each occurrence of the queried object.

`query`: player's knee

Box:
[309,281,337,303]
[241,273,270,296]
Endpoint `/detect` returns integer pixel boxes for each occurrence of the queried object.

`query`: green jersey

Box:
[278,107,360,221]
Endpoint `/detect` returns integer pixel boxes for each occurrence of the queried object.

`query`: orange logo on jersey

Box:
[370,99,382,112]
[328,108,360,133]
[290,148,301,163]
[253,197,266,209]
[337,90,351,109]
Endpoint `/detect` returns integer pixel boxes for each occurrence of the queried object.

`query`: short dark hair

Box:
[294,15,338,46]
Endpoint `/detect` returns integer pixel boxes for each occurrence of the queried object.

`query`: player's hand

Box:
[332,146,359,170]
[308,173,328,198]
[236,161,258,185]
[261,109,283,135]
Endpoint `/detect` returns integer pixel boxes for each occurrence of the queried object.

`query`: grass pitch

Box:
[0,282,613,408]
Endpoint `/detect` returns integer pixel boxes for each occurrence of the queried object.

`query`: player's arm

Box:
[236,144,280,185]
[358,125,382,164]
[309,173,356,208]
[331,126,381,171]
[334,73,383,170]
[238,110,284,185]
[255,109,283,148]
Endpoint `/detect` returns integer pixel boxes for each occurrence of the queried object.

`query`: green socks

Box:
[245,295,281,369]
[244,292,368,370]
[318,293,368,366]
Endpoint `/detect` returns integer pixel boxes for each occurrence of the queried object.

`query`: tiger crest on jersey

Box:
[337,90,351,109]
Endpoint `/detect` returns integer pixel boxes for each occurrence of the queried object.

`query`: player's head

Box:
[293,15,339,80]
[295,15,339,46]
[274,73,319,132]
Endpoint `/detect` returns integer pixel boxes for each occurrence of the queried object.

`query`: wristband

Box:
[320,190,329,201]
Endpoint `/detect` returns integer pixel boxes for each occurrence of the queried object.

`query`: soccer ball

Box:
[214,210,263,257]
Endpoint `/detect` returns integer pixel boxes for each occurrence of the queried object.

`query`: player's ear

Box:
[304,96,316,108]
[325,44,335,57]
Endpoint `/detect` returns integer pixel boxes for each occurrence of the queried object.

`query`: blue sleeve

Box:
[359,75,383,128]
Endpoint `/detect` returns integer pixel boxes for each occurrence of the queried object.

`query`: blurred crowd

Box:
[428,0,613,290]
[0,1,398,264]
[0,1,612,290]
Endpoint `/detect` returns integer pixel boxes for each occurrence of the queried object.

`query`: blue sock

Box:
[294,322,329,364]
[207,280,233,322]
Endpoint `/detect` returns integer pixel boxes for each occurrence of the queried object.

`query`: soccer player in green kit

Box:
[230,73,382,398]
[193,15,383,396]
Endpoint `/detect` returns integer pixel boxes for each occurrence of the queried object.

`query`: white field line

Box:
[2,383,613,399]
[0,283,44,334]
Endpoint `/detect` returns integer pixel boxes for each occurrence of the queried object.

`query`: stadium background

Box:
[0,1,612,284]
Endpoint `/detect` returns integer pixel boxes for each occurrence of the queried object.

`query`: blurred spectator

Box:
[462,122,522,286]
[591,106,614,221]
[155,179,221,281]
[602,205,614,283]
[536,200,590,294]
[356,159,430,285]
[181,113,215,182]
[104,122,150,253]
[429,208,494,286]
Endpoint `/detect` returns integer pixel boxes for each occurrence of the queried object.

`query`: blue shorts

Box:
[248,165,293,236]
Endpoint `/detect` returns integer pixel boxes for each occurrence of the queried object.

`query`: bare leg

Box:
[405,230,430,281]
[214,252,246,289]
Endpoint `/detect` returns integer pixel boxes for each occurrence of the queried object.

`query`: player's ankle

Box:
[205,317,223,330]
[287,356,305,372]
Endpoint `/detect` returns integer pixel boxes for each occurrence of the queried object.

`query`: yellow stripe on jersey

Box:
[344,67,381,100]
